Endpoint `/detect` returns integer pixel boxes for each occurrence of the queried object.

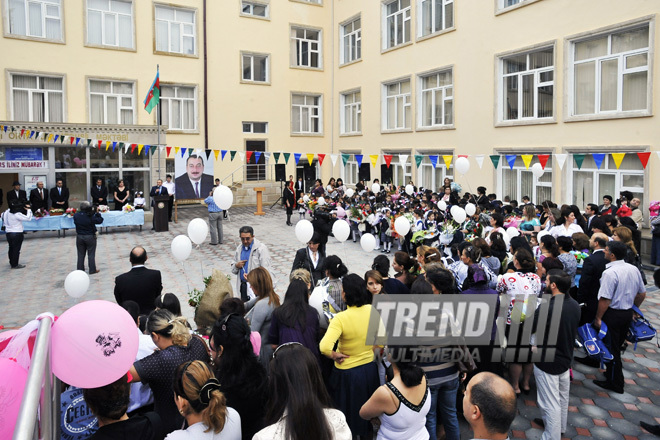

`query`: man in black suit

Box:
[295,176,304,201]
[577,232,608,325]
[29,181,49,213]
[50,179,69,210]
[291,233,326,286]
[583,203,598,236]
[114,246,163,316]
[7,181,27,204]
[175,154,214,199]
[149,179,169,202]
[90,178,108,205]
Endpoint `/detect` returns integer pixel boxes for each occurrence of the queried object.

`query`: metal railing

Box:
[220,163,278,186]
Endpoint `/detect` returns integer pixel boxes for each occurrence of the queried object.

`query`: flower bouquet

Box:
[49,208,65,216]
[122,204,135,213]
[570,250,589,265]
[64,207,77,218]
[33,208,48,218]
[504,216,523,229]
[97,205,109,213]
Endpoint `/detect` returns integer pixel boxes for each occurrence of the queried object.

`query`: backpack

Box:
[577,322,614,369]
[627,305,658,350]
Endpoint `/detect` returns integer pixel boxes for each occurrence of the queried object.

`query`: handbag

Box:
[627,305,659,350]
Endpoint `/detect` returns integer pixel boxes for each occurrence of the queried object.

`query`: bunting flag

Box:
[166,146,172,157]
[54,135,59,142]
[112,142,117,152]
[294,153,301,165]
[214,150,220,160]
[489,155,500,169]
[205,149,212,160]
[60,135,66,143]
[138,144,144,155]
[538,154,550,169]
[521,154,533,169]
[384,154,393,168]
[264,152,271,163]
[97,140,102,149]
[273,152,280,163]
[637,152,651,169]
[442,155,453,169]
[122,143,128,154]
[399,154,408,165]
[574,154,585,170]
[307,153,314,166]
[369,155,378,168]
[174,146,180,156]
[593,153,605,169]
[355,154,364,167]
[330,154,338,166]
[230,151,237,161]
[85,138,91,146]
[180,147,187,157]
[254,151,261,163]
[429,155,438,168]
[246,151,253,162]
[318,153,326,166]
[159,145,165,152]
[238,151,245,161]
[189,149,194,157]
[76,137,81,146]
[20,129,25,137]
[105,141,111,151]
[475,155,485,169]
[414,155,424,168]
[221,150,227,160]
[280,152,288,164]
[554,153,567,170]
[151,146,158,156]
[341,154,350,166]
[144,145,150,156]
[131,143,137,153]
[28,131,34,139]
[505,155,516,170]
[611,153,625,169]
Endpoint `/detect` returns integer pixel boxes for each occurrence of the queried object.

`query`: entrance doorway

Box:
[296,160,318,193]
[0,173,18,209]
[246,140,266,181]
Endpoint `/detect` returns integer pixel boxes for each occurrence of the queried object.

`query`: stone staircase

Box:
[230,180,283,207]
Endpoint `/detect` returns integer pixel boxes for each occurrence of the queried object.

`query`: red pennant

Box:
[637,152,651,169]
[538,154,550,169]
[166,146,172,157]
[97,140,102,149]
[70,136,74,144]
[20,129,25,137]
[130,143,136,153]
[318,154,326,165]
[246,151,253,162]
[457,155,468,158]
[384,155,393,168]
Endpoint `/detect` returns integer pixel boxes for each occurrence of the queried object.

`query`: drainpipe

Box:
[203,0,209,150]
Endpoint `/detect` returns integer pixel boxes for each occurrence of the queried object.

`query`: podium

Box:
[153,195,170,232]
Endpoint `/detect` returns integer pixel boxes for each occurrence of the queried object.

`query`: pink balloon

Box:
[0,358,28,438]
[51,300,138,388]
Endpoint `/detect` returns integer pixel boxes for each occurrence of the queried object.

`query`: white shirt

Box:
[253,409,351,440]
[2,209,33,233]
[165,408,241,440]
[308,247,319,268]
[127,328,157,413]
[549,223,583,238]
[162,181,175,198]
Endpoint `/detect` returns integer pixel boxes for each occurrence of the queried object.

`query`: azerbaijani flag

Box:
[143,69,160,114]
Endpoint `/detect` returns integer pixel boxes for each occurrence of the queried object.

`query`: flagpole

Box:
[157,64,161,180]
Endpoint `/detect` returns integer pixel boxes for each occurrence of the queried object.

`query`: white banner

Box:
[0,160,47,169]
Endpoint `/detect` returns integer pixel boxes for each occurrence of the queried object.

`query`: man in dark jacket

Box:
[577,233,608,325]
[114,246,163,315]
[7,181,27,204]
[29,181,49,213]
[50,179,70,210]
[73,201,104,274]
[91,178,108,205]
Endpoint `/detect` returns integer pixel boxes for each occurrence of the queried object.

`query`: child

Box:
[297,195,307,219]
[134,191,145,209]
[379,208,392,253]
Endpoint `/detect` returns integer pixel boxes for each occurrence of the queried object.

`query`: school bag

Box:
[626,305,658,350]
[577,322,614,369]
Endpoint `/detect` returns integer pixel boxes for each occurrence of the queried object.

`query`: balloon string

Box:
[181,261,191,294]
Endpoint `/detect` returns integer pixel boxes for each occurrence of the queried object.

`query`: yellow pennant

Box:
[138,144,144,155]
[307,153,314,166]
[611,153,625,169]
[369,155,379,168]
[174,147,180,155]
[48,134,54,143]
[443,155,453,169]
[214,150,220,160]
[106,141,111,151]
[521,154,533,169]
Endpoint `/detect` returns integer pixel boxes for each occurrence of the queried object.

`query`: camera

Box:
[9,199,29,214]
[313,207,332,222]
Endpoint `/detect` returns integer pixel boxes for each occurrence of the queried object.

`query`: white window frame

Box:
[86,0,134,49]
[291,93,322,135]
[5,0,63,41]
[242,121,268,133]
[159,84,198,132]
[341,153,359,186]
[88,79,135,125]
[154,4,197,56]
[9,72,65,122]
[497,43,555,125]
[291,26,322,69]
[417,155,452,192]
[497,154,553,204]
[291,0,321,4]
[416,0,453,39]
[389,153,413,187]
[240,0,269,19]
[566,18,653,121]
[382,0,411,51]
[340,15,361,65]
[417,67,453,129]
[241,52,270,84]
[495,0,542,14]
[382,77,412,132]
[340,89,361,135]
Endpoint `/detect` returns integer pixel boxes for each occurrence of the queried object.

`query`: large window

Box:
[11,73,64,122]
[241,1,268,18]
[291,27,321,69]
[292,94,322,134]
[7,0,62,40]
[155,4,196,55]
[500,155,552,204]
[89,80,134,124]
[242,52,269,83]
[160,85,197,131]
[383,0,411,50]
[418,0,453,38]
[383,79,411,131]
[391,155,412,187]
[340,16,361,64]
[87,0,133,49]
[500,46,553,122]
[571,23,650,117]
[418,69,453,128]
[418,157,451,192]
[340,90,361,135]
[341,154,359,185]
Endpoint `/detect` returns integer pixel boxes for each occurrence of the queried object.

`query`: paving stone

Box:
[589,426,625,440]
[607,419,643,437]
[579,404,610,419]
[523,427,542,440]
[567,412,595,429]
[638,403,660,418]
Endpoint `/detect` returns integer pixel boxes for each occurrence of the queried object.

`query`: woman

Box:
[572,233,590,254]
[487,213,510,250]
[114,180,129,211]
[311,179,325,198]
[284,181,296,226]
[372,254,409,294]
[365,269,386,296]
[392,251,418,289]
[489,231,508,263]
[505,237,534,273]
[550,207,584,238]
[472,237,501,275]
[129,310,210,435]
[245,267,281,368]
[360,346,430,440]
[319,274,380,438]
[613,226,646,283]
[599,195,614,216]
[538,234,559,264]
[327,177,337,199]
[210,313,268,439]
[570,205,588,232]
[269,279,320,358]
[451,244,497,291]
[167,361,241,439]
[320,255,349,312]
[441,186,459,206]
[519,205,541,236]
[154,292,182,317]
[255,343,351,440]
[556,236,577,291]
[475,186,488,206]
[590,217,611,237]
[496,249,541,395]
[416,245,443,273]
[335,178,346,198]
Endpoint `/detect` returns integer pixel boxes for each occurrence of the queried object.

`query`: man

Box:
[291,233,326,286]
[50,179,70,210]
[73,201,104,274]
[231,226,273,300]
[149,179,169,230]
[521,195,532,206]
[463,372,517,440]
[91,178,108,205]
[214,178,220,186]
[7,181,27,204]
[593,240,646,394]
[175,154,214,199]
[204,189,223,246]
[29,181,49,213]
[114,246,163,315]
[630,197,643,228]
[532,270,581,440]
[161,174,175,222]
[577,233,609,326]
[583,203,598,235]
[1,199,32,269]
[295,176,304,201]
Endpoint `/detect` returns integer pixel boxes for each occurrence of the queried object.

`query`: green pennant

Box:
[189,149,193,156]
[283,152,291,164]
[60,135,65,143]
[414,155,424,168]
[489,155,500,169]
[86,138,92,146]
[118,142,125,151]
[35,131,40,139]
[151,146,158,156]
[273,152,280,163]
[574,154,585,170]
[341,153,350,166]
[230,151,236,161]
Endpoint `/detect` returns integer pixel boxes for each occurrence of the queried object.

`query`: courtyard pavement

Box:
[0,204,659,439]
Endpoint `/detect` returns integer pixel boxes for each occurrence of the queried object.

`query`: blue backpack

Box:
[577,322,614,369]
[627,305,658,350]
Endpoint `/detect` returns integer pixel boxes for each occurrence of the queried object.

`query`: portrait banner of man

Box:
[174,153,215,200]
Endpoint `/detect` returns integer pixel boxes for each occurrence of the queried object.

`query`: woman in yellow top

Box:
[320,273,380,439]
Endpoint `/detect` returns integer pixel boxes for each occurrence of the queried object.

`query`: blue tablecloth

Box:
[0,210,144,231]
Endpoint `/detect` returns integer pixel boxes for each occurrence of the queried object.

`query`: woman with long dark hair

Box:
[371,254,409,294]
[284,181,296,226]
[392,251,418,288]
[245,267,281,368]
[320,255,349,312]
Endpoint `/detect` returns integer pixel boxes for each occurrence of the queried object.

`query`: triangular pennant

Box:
[637,152,651,169]
[76,137,81,146]
[230,151,237,161]
[330,154,338,166]
[283,152,290,164]
[307,153,314,166]
[442,155,453,169]
[29,131,35,139]
[429,155,438,168]
[273,152,280,163]
[174,146,180,156]
[384,154,393,168]
[97,140,102,149]
[341,154,349,166]
[54,135,59,142]
[521,154,533,169]
[86,138,92,146]
[238,151,245,161]
[110,141,116,152]
[318,153,326,166]
[505,154,517,170]
[131,143,137,153]
[151,146,158,156]
[181,147,187,157]
[144,145,151,156]
[159,146,165,152]
[70,136,75,145]
[138,144,144,155]
[399,154,408,165]
[221,150,227,160]
[574,154,585,170]
[554,153,567,170]
[105,141,111,151]
[355,154,363,167]
[538,154,550,169]
[369,155,378,168]
[489,155,500,169]
[205,149,212,160]
[414,155,423,168]
[120,143,127,153]
[189,149,194,157]
[475,155,485,169]
[264,152,271,163]
[246,151,253,162]
[254,151,262,163]
[593,153,605,169]
[294,153,301,165]
[166,146,172,157]
[611,153,625,169]
[20,129,25,137]
[60,135,66,143]
[214,150,220,160]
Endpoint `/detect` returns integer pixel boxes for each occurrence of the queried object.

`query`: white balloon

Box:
[394,216,411,236]
[212,185,233,210]
[465,203,476,216]
[537,230,550,241]
[295,220,314,244]
[187,218,209,245]
[345,188,354,198]
[303,195,310,203]
[171,235,193,261]
[64,270,90,299]
[507,226,520,238]
[360,233,376,252]
[405,184,414,195]
[451,206,467,224]
[372,183,381,193]
[531,163,544,179]
[438,201,447,211]
[317,197,326,206]
[455,157,470,175]
[332,220,350,242]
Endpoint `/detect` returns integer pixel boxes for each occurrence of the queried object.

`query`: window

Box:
[383,0,411,50]
[391,154,412,187]
[89,80,134,124]
[340,17,361,64]
[160,85,197,131]
[340,90,361,135]
[291,27,322,68]
[155,4,196,55]
[418,69,453,128]
[242,52,269,83]
[242,122,268,133]
[500,47,553,121]
[383,79,411,130]
[291,94,322,134]
[418,157,451,192]
[87,0,133,49]
[7,0,62,40]
[571,24,650,116]
[497,0,539,11]
[499,155,552,204]
[241,1,268,18]
[341,154,359,185]
[296,0,321,3]
[418,0,453,38]
[11,74,64,122]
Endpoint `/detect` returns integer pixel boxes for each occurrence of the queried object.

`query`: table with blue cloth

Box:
[0,211,144,236]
